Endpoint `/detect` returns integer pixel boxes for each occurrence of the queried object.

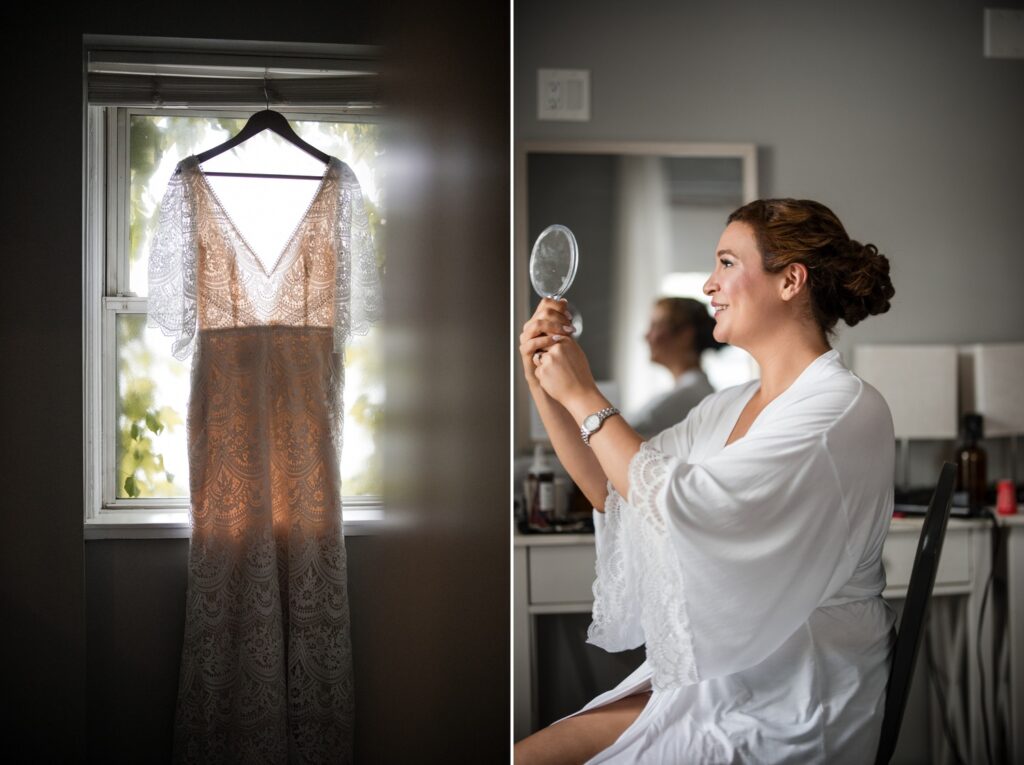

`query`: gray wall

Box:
[516,0,1024,351]
[515,1,1023,760]
[1,2,508,761]
[515,0,1024,480]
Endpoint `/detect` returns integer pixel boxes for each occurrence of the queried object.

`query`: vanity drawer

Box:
[529,545,598,605]
[882,526,970,590]
[526,524,973,606]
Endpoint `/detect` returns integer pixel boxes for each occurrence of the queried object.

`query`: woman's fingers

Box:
[519,298,574,385]
[521,333,566,356]
[534,297,574,325]
[519,298,574,341]
[520,318,575,344]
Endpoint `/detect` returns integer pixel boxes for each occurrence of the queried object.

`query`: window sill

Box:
[84,507,389,540]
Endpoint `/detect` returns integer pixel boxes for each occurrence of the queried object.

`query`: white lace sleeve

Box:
[334,162,383,352]
[623,442,700,688]
[586,482,645,652]
[604,395,861,691]
[146,165,198,361]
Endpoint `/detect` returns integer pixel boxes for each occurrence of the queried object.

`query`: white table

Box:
[514,517,996,761]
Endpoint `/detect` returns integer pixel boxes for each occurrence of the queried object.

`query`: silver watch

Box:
[580,407,620,446]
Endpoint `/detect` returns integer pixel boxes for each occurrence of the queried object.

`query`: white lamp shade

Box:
[853,344,959,439]
[967,342,1024,436]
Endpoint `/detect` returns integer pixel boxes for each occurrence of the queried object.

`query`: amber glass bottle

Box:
[956,413,987,515]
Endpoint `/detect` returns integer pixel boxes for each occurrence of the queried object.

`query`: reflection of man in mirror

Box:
[627,297,723,438]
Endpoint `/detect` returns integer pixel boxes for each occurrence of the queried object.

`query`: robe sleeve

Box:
[146,166,198,361]
[587,394,710,652]
[334,162,383,353]
[588,383,863,690]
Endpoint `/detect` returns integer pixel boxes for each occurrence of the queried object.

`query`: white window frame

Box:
[83,42,387,539]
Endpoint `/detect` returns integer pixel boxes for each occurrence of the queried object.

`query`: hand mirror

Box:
[529,224,583,335]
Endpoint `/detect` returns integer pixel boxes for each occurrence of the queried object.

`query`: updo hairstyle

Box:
[726,199,894,339]
[655,296,726,353]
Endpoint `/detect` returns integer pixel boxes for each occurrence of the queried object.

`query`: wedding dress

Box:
[147,153,382,763]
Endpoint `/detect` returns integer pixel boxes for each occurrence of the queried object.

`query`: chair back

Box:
[874,461,957,765]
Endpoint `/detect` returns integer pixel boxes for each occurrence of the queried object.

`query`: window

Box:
[84,36,385,537]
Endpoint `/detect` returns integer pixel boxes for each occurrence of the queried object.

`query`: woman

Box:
[628,297,722,439]
[515,198,897,764]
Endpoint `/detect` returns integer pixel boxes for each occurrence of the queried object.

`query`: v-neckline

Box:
[721,348,839,450]
[186,155,336,279]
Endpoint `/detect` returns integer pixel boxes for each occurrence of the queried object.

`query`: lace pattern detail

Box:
[174,327,354,764]
[147,156,383,361]
[629,442,699,688]
[143,155,381,763]
[589,442,699,689]
[334,162,383,352]
[147,170,199,361]
[587,483,644,651]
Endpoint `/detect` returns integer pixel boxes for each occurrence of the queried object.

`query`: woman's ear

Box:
[779,262,809,302]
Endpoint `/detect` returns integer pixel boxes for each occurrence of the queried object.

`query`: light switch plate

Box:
[984,8,1024,58]
[537,69,590,121]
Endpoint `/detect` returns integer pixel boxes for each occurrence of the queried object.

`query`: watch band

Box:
[581,407,620,446]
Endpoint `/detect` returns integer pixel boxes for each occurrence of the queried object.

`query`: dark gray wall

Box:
[528,153,616,379]
[1,2,508,761]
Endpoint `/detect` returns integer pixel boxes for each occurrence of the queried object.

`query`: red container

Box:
[996,479,1017,516]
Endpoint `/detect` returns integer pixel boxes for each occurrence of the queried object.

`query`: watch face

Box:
[583,414,601,431]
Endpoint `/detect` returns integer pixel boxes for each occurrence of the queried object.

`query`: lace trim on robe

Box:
[588,440,700,689]
[587,482,644,651]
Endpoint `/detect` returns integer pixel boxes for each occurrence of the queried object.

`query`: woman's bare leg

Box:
[513,691,652,765]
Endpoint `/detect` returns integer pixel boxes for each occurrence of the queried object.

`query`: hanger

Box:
[177,73,330,180]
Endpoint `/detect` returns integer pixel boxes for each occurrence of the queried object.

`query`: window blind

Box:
[85,35,382,111]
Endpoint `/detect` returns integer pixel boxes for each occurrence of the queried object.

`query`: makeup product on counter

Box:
[997,479,1017,516]
[956,413,987,515]
[526,444,556,531]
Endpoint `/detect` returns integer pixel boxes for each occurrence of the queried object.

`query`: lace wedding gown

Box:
[147,153,381,764]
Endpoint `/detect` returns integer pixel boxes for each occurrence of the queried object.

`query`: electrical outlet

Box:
[537,69,590,121]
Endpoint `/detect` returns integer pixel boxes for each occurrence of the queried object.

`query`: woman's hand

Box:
[519,297,576,389]
[533,333,599,407]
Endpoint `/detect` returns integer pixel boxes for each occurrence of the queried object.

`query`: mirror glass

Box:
[529,224,577,299]
[529,224,583,335]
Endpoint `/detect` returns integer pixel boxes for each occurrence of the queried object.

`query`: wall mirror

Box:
[515,141,761,449]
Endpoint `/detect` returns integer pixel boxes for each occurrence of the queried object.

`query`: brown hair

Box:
[726,199,894,340]
[654,296,725,354]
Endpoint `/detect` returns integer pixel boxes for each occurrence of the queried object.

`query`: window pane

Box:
[129,114,384,294]
[116,313,190,498]
[124,112,384,499]
[342,325,383,496]
[116,314,383,499]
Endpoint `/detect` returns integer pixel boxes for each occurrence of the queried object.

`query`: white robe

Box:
[560,348,898,764]
[627,368,715,440]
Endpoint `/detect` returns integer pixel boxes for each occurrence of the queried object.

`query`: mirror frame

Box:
[514,140,759,452]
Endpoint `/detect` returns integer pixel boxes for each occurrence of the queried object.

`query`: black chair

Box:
[874,461,957,765]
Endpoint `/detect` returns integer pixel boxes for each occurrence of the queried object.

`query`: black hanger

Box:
[177,77,331,180]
